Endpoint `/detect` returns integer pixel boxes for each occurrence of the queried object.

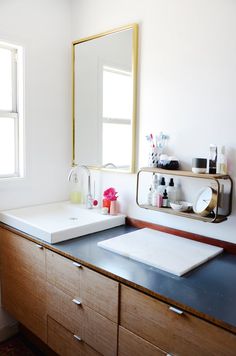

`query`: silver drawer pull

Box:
[72,298,82,305]
[73,262,82,268]
[73,334,82,342]
[169,306,184,315]
[35,244,43,249]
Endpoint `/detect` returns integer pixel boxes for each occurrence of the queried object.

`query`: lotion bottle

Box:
[167,178,176,206]
[147,186,153,205]
[151,189,158,207]
[217,146,227,174]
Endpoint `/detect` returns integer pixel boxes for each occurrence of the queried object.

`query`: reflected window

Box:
[102,66,132,168]
[0,42,23,178]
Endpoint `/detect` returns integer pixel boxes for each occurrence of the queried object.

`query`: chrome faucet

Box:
[102,162,117,169]
[68,165,93,209]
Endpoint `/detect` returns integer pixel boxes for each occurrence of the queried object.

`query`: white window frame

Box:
[101,65,132,169]
[102,65,132,125]
[0,42,22,178]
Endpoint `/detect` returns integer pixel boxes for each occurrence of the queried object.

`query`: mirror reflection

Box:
[72,24,138,173]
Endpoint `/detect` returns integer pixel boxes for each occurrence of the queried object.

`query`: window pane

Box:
[0,48,13,111]
[102,123,131,167]
[103,68,132,120]
[0,118,16,175]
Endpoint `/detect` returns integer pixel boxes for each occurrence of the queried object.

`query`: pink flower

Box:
[103,187,118,201]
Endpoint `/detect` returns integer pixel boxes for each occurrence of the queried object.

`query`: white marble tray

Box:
[98,228,223,276]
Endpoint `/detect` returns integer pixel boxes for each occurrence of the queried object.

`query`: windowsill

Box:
[0,176,25,183]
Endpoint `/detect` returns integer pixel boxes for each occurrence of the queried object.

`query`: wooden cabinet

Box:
[47,283,117,355]
[46,250,118,355]
[118,326,166,356]
[120,284,236,356]
[47,316,99,356]
[1,226,236,356]
[0,228,47,342]
[46,250,119,323]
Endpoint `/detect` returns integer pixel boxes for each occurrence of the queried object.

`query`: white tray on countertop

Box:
[98,228,223,276]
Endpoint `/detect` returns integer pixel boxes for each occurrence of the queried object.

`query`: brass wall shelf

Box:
[136,167,233,223]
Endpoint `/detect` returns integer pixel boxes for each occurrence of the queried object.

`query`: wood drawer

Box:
[118,326,166,356]
[47,283,118,356]
[81,266,118,322]
[120,285,236,356]
[46,250,118,322]
[47,316,99,356]
[46,249,81,297]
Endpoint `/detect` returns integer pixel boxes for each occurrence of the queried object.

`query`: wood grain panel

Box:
[81,267,118,323]
[120,285,236,356]
[46,249,118,322]
[2,274,47,342]
[47,283,117,356]
[118,326,165,356]
[0,229,47,342]
[0,227,46,279]
[47,282,83,336]
[47,316,99,356]
[46,249,81,297]
[84,306,117,356]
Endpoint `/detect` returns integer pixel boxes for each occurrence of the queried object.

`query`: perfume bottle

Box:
[217,146,227,174]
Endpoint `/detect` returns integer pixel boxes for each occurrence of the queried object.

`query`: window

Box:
[102,66,132,168]
[0,42,23,178]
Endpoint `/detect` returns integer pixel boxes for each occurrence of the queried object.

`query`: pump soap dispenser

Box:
[69,172,81,203]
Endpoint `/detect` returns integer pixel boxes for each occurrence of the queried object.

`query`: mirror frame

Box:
[72,23,138,173]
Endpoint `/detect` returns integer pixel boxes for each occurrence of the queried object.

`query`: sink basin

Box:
[0,201,125,244]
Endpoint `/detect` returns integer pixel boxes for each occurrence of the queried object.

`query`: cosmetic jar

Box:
[192,158,207,173]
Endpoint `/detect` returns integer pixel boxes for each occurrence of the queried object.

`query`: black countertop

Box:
[50,224,236,333]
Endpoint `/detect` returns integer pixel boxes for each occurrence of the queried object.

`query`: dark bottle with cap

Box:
[157,177,166,195]
[167,178,175,206]
[209,144,217,174]
[162,189,168,207]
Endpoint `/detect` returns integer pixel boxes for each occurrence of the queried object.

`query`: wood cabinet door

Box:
[80,266,119,323]
[47,316,99,356]
[120,284,236,356]
[46,249,119,322]
[46,249,81,297]
[47,265,118,355]
[118,326,166,356]
[0,228,47,342]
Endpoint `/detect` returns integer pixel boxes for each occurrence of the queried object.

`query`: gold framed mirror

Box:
[72,24,138,173]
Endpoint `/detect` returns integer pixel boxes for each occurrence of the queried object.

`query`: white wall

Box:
[71,0,236,243]
[0,0,72,209]
[0,0,236,243]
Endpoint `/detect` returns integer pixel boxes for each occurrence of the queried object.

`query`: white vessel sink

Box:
[0,201,125,244]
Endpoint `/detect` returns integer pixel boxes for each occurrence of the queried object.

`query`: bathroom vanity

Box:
[1,223,236,356]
